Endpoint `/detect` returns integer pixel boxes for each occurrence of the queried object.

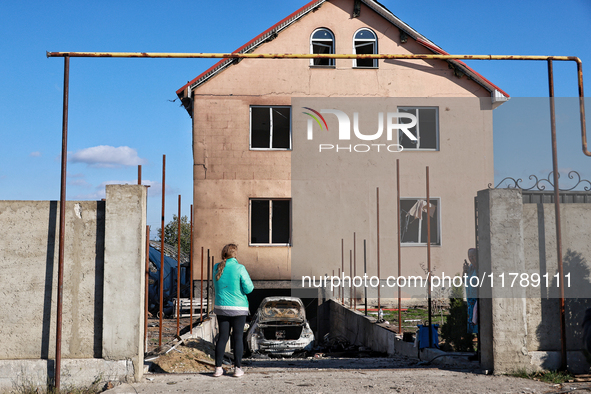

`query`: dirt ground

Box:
[106,355,581,394]
[136,316,590,393]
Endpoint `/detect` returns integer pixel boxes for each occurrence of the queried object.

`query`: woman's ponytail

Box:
[216,243,238,281]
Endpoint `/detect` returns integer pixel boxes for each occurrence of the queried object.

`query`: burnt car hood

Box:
[257,297,306,324]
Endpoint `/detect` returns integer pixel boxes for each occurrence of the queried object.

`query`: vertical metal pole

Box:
[338,268,341,302]
[211,256,215,314]
[159,155,165,346]
[426,167,433,348]
[353,232,357,311]
[577,60,589,156]
[190,205,193,334]
[397,159,402,334]
[200,247,204,323]
[349,250,353,308]
[206,249,210,317]
[144,226,150,348]
[364,240,367,316]
[341,239,344,304]
[377,187,381,312]
[138,165,142,185]
[176,195,181,336]
[548,59,567,370]
[55,55,69,391]
[332,269,335,298]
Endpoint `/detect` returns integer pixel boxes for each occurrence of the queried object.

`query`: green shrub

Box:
[440,275,475,352]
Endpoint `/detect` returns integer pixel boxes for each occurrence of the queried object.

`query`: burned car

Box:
[246,297,314,356]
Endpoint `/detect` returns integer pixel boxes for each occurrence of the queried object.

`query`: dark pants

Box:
[215,314,247,368]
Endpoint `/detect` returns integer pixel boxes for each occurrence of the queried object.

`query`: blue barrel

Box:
[417,324,439,349]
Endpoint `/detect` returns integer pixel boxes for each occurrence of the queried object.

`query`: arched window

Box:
[353,28,377,68]
[310,28,335,67]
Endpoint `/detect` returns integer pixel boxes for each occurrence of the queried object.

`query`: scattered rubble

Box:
[148,337,225,374]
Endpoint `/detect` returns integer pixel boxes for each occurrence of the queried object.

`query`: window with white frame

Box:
[400,198,440,245]
[397,107,439,150]
[250,199,291,245]
[250,106,291,150]
[310,28,335,67]
[353,28,377,68]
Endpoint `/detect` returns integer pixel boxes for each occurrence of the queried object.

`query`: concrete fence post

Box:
[102,185,147,381]
[477,188,529,373]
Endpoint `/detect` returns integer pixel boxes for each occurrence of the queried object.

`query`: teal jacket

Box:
[213,258,254,316]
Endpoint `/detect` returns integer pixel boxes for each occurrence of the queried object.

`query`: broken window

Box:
[353,28,377,68]
[397,107,439,150]
[310,28,335,67]
[400,198,440,245]
[250,106,291,150]
[250,199,291,245]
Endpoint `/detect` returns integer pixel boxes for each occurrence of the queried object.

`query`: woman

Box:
[212,244,254,377]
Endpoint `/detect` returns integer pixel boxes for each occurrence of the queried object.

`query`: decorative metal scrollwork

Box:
[488,171,591,191]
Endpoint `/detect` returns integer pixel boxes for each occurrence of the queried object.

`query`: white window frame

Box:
[249,106,292,150]
[352,28,378,68]
[399,197,441,246]
[249,198,292,246]
[397,106,439,151]
[310,28,335,67]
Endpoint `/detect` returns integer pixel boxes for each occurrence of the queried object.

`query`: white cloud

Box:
[30,151,41,157]
[69,145,147,168]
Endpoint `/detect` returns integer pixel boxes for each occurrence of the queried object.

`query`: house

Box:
[176,0,508,302]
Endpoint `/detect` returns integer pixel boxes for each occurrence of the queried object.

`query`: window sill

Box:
[309,65,336,69]
[353,66,379,69]
[401,243,441,247]
[400,148,440,152]
[249,148,292,152]
[249,243,292,247]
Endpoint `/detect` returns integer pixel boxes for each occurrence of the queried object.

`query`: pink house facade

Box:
[176,0,508,295]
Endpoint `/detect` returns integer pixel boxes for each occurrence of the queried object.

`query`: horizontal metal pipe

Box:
[46,51,581,62]
[46,51,587,156]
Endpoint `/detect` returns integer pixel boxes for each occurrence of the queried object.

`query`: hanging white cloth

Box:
[406,199,435,220]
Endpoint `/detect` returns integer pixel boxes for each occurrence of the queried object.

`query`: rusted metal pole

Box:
[338,268,341,303]
[350,249,353,308]
[364,240,368,317]
[332,269,335,298]
[138,165,142,185]
[548,60,568,370]
[200,247,204,323]
[144,225,150,347]
[576,60,590,156]
[211,256,215,314]
[397,159,402,334]
[55,55,69,391]
[206,249,210,317]
[190,205,193,334]
[159,155,165,346]
[45,51,583,62]
[426,167,433,348]
[341,239,344,304]
[176,195,181,336]
[353,232,357,311]
[377,187,381,312]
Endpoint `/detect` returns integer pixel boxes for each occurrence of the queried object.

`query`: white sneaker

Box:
[233,367,244,378]
[213,367,223,377]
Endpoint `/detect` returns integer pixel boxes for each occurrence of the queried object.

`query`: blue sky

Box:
[1,0,590,233]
